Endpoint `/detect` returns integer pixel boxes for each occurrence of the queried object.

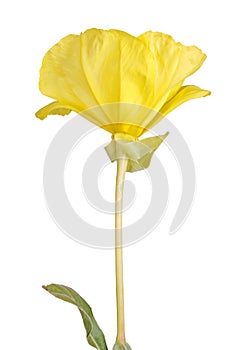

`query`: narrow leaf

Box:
[43,284,108,350]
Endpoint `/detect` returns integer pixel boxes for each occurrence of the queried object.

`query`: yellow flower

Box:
[36,29,210,139]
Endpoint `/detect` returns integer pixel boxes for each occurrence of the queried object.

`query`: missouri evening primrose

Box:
[37,29,210,350]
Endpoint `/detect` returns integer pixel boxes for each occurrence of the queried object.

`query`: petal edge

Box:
[35,101,73,120]
[160,85,211,116]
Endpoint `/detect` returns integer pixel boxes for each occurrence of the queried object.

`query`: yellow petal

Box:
[37,29,210,138]
[160,85,211,116]
[76,29,157,128]
[80,29,156,106]
[138,32,206,103]
[35,101,73,120]
[39,30,156,128]
[165,80,184,102]
[39,34,95,110]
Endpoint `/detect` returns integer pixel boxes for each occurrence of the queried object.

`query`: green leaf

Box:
[113,342,132,350]
[43,284,108,350]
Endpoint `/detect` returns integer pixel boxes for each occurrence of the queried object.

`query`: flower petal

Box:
[35,101,73,120]
[78,29,157,127]
[160,85,211,116]
[39,34,95,110]
[37,29,210,137]
[138,32,206,100]
[39,30,157,127]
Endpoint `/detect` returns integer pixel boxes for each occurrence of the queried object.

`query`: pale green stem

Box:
[115,158,128,345]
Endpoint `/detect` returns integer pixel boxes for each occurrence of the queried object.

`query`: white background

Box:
[1,0,239,349]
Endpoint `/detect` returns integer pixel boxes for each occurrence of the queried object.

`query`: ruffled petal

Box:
[38,30,156,128]
[138,32,206,103]
[79,29,156,107]
[39,34,96,110]
[77,29,157,129]
[160,85,211,116]
[37,29,210,137]
[35,101,73,120]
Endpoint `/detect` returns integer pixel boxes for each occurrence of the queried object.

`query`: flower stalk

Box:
[115,158,128,345]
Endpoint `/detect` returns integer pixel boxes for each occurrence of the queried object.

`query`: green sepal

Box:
[105,132,169,173]
[127,133,169,172]
[113,342,132,350]
[43,284,108,350]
